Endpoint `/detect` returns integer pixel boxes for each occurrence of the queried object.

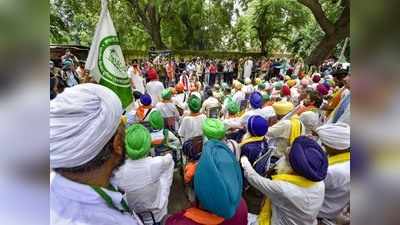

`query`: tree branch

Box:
[297,0,335,34]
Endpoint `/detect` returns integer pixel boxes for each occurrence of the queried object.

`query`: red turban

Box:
[147,68,158,81]
[312,74,321,83]
[281,85,291,97]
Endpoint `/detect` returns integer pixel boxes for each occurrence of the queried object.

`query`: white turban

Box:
[50,84,123,169]
[316,122,350,150]
[300,111,319,133]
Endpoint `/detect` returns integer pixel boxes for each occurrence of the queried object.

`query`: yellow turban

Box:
[272,101,294,116]
[287,79,296,88]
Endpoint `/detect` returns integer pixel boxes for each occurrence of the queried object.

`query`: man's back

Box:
[51,173,142,225]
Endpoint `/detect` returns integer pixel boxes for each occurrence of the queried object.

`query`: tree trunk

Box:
[260,40,267,55]
[297,0,349,66]
[305,33,341,66]
[149,24,167,50]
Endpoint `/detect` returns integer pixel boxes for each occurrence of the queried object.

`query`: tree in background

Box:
[297,0,350,65]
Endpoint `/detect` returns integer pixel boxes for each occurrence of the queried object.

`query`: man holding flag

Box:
[85,0,132,109]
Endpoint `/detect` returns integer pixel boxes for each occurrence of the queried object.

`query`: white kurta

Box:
[232,90,246,105]
[178,114,207,142]
[128,67,146,94]
[51,173,142,225]
[155,102,180,119]
[241,159,325,225]
[146,81,165,106]
[172,93,188,111]
[318,161,350,220]
[112,156,174,224]
[244,60,253,79]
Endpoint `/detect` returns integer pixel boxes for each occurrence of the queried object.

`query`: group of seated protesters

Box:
[50,64,350,225]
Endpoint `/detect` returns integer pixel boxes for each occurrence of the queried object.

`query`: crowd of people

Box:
[50,51,350,225]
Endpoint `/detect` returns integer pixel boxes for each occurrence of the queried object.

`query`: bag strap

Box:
[142,108,153,121]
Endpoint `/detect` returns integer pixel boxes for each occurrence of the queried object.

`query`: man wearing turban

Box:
[267,103,305,157]
[316,123,350,225]
[146,66,165,106]
[178,95,207,142]
[232,80,246,105]
[155,88,180,130]
[240,115,270,177]
[135,93,154,122]
[166,140,248,225]
[50,84,142,225]
[241,136,328,225]
[240,91,276,126]
[201,88,221,115]
[112,124,174,225]
[172,83,188,115]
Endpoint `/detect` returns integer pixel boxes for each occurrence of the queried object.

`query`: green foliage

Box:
[49,0,348,61]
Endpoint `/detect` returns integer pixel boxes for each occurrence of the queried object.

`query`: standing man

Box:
[50,84,143,225]
[128,59,146,94]
[243,57,253,80]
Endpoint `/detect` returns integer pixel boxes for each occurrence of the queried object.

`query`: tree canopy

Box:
[50,0,349,65]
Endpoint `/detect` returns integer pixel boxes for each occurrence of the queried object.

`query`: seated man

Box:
[155,88,180,129]
[241,91,269,125]
[166,139,248,225]
[316,123,350,225]
[201,88,221,116]
[112,124,174,225]
[148,110,180,160]
[135,93,154,122]
[178,95,207,143]
[240,115,269,176]
[50,84,142,225]
[241,136,328,225]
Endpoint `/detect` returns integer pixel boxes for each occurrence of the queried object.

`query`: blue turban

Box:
[247,115,268,136]
[289,136,328,182]
[194,140,243,219]
[249,91,263,109]
[140,94,152,106]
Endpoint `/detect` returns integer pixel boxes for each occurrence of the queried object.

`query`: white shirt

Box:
[244,60,253,79]
[51,173,142,225]
[243,84,255,94]
[240,108,267,125]
[178,114,207,142]
[112,156,174,224]
[242,158,325,225]
[146,81,164,106]
[155,101,180,119]
[318,161,350,220]
[128,67,146,94]
[232,90,246,105]
[223,116,242,131]
[172,93,188,111]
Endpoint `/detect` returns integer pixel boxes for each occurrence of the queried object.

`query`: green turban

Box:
[258,83,266,90]
[188,95,202,113]
[262,94,270,102]
[149,110,164,130]
[125,124,151,160]
[202,118,226,140]
[274,82,283,90]
[161,88,172,100]
[227,101,240,115]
